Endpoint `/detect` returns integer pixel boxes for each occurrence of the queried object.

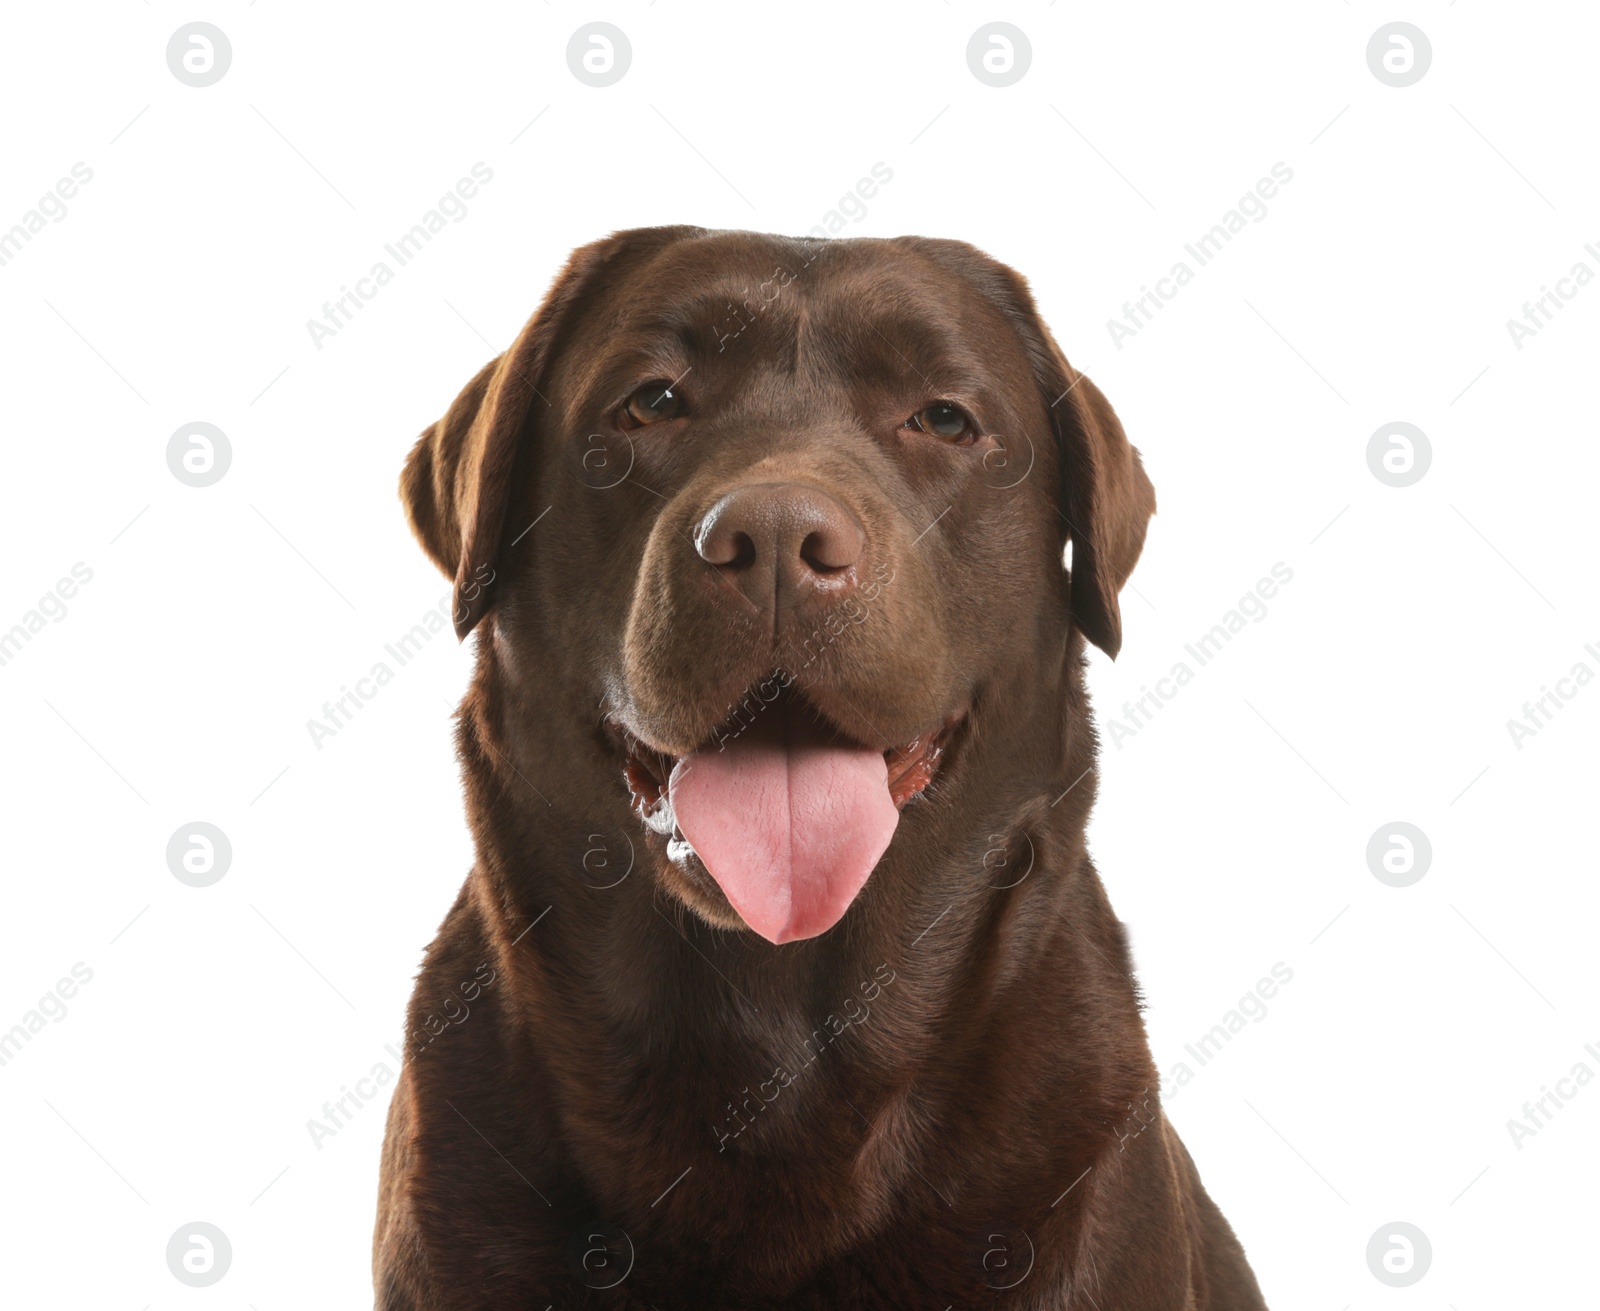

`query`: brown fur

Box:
[375,227,1267,1308]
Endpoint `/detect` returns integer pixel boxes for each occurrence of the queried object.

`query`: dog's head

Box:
[402,227,1154,944]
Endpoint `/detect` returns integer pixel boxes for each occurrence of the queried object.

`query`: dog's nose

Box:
[695,482,864,608]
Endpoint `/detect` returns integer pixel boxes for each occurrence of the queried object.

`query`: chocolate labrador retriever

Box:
[375,226,1267,1309]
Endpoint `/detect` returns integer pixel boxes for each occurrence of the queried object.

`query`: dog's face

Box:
[402,228,1154,944]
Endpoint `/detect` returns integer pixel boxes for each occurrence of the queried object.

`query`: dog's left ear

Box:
[400,228,690,639]
[908,240,1156,659]
[1047,362,1156,659]
[988,269,1156,659]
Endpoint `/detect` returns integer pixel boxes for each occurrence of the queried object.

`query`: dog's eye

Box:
[621,382,685,427]
[907,402,974,442]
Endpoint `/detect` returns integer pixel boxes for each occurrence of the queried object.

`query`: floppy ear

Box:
[1047,359,1156,659]
[988,269,1154,659]
[911,241,1156,659]
[400,231,662,639]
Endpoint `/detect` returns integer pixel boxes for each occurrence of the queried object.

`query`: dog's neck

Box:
[450,629,1154,1275]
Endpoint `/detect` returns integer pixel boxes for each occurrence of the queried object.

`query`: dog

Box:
[375,226,1268,1309]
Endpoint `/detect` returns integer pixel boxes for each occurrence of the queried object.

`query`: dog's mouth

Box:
[614,684,961,945]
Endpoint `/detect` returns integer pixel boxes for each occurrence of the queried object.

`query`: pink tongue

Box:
[668,716,899,945]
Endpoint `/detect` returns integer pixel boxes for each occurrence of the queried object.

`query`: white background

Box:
[2,2,1596,1306]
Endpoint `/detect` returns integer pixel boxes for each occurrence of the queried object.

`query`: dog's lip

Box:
[882,716,960,806]
[611,701,965,820]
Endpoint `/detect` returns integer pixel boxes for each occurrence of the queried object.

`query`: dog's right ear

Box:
[400,354,500,597]
[400,229,685,639]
